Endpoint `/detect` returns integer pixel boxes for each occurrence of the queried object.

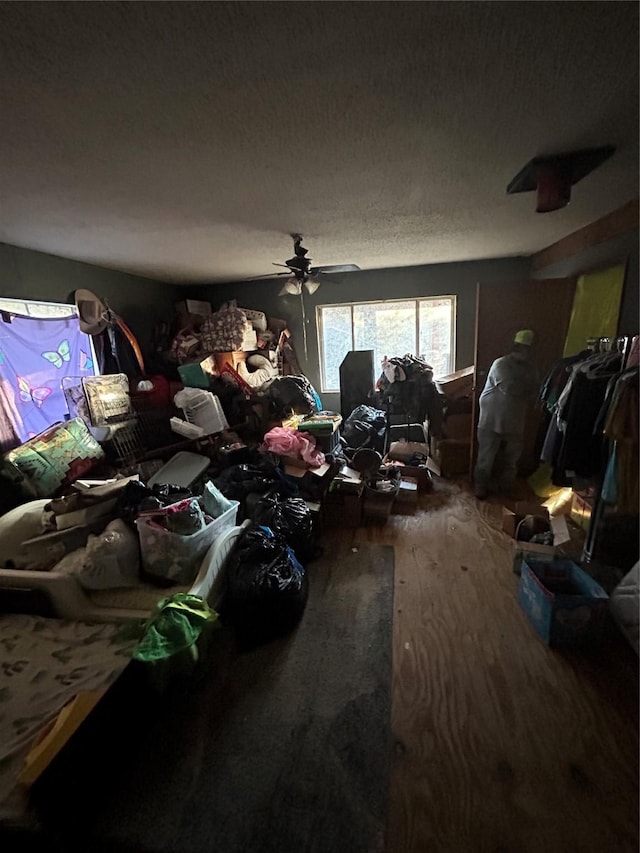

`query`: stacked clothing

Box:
[372,354,443,436]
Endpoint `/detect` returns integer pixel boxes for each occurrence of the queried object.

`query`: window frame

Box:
[0,296,79,319]
[0,295,99,372]
[316,295,457,393]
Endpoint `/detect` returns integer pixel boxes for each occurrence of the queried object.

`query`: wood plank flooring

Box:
[324,480,639,853]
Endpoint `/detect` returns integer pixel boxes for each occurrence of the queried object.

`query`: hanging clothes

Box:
[540,350,622,486]
[626,335,640,369]
[603,369,639,514]
[538,350,589,412]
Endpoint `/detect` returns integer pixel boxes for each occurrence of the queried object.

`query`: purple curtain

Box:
[0,314,96,448]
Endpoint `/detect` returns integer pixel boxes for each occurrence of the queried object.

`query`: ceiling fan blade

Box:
[312,264,361,274]
[245,271,291,280]
[272,263,292,269]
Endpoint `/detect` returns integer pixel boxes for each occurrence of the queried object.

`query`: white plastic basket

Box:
[136,500,239,585]
[180,390,229,436]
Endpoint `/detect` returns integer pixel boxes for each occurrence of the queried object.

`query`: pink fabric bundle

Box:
[262,427,325,468]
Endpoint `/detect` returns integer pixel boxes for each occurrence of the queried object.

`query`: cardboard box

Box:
[570,492,593,532]
[397,463,432,492]
[213,351,248,372]
[281,454,309,471]
[388,440,430,463]
[430,437,470,477]
[175,299,212,319]
[512,541,556,575]
[502,502,549,539]
[382,454,435,491]
[323,484,363,527]
[435,366,474,400]
[518,558,608,647]
[392,477,418,515]
[443,413,472,441]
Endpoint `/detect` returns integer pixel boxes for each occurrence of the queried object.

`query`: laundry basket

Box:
[136,501,239,585]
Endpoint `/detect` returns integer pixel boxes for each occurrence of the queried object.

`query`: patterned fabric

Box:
[6,417,104,498]
[0,614,141,818]
[0,314,96,445]
[200,304,253,353]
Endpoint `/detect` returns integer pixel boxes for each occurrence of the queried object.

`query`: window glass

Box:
[353,301,416,377]
[419,297,454,378]
[317,296,456,392]
[319,305,352,391]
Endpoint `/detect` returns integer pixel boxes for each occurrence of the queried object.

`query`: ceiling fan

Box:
[248,234,360,295]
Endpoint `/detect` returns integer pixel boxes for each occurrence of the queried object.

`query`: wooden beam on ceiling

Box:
[532,198,639,272]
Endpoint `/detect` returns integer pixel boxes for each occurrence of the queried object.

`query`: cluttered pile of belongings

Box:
[371,353,443,437]
[166,300,302,393]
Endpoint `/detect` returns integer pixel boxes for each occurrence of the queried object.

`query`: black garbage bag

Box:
[262,375,319,417]
[116,481,192,525]
[225,526,309,647]
[342,405,387,450]
[214,461,280,502]
[252,496,316,562]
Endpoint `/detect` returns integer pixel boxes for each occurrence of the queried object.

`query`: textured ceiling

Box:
[0,1,638,284]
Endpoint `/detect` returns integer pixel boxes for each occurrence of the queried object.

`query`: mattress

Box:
[0,614,140,821]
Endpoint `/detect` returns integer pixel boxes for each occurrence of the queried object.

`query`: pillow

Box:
[6,418,104,497]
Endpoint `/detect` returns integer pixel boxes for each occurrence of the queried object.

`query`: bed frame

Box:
[0,521,248,622]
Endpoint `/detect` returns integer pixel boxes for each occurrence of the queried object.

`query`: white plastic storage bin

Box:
[181,390,229,436]
[136,500,239,585]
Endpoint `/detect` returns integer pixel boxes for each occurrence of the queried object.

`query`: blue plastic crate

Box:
[518,558,609,647]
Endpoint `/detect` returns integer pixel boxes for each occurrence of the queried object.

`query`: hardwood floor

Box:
[325,480,639,853]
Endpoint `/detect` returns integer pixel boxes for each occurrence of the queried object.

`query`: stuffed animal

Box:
[236,354,278,389]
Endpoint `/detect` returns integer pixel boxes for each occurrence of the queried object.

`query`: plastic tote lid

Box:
[148,451,210,489]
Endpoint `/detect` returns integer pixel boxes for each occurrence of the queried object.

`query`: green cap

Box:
[514,329,535,346]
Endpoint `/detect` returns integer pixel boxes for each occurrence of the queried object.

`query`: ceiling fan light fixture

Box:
[303,279,320,295]
[280,278,302,296]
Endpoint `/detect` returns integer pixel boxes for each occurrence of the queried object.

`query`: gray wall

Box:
[0,242,179,352]
[189,256,530,408]
[532,229,639,338]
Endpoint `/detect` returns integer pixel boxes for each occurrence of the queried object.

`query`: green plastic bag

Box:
[134,593,218,691]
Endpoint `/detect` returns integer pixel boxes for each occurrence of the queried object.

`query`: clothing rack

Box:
[582,363,639,570]
[586,335,631,363]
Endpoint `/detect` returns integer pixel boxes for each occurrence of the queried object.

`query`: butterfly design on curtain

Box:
[17,376,52,408]
[79,350,94,370]
[42,340,70,369]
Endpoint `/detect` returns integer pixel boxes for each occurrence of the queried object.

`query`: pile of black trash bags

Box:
[224,525,308,650]
[213,456,317,648]
[212,398,392,647]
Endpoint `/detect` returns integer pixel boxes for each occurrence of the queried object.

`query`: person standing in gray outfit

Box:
[474,330,539,499]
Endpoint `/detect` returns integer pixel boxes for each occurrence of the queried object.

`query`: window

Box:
[317,296,456,392]
[0,298,77,319]
[0,298,98,445]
